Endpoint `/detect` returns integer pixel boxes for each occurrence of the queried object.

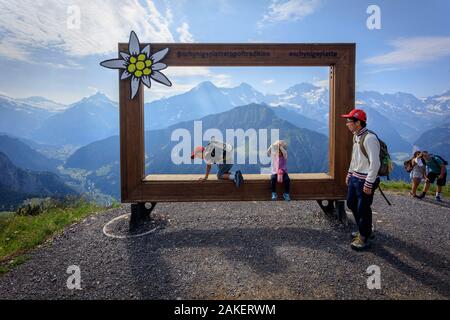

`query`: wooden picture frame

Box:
[118,43,355,202]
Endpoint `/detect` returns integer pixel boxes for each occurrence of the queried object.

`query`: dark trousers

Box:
[346,176,379,238]
[271,173,290,194]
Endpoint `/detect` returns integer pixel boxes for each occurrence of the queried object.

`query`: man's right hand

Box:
[345,176,350,186]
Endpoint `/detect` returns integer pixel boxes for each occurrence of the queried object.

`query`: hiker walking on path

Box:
[267,140,291,201]
[341,109,381,251]
[191,138,243,187]
[408,151,426,198]
[418,151,447,202]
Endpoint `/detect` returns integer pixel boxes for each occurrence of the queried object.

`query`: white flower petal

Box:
[100,59,126,69]
[120,52,130,61]
[128,31,141,56]
[121,70,132,80]
[150,70,172,87]
[141,45,151,59]
[130,77,140,99]
[152,63,167,71]
[142,75,151,88]
[151,48,169,63]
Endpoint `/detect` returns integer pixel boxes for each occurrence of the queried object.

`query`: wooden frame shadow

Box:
[118,43,355,202]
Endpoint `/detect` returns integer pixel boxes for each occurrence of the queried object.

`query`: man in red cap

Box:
[191,140,243,187]
[341,108,380,251]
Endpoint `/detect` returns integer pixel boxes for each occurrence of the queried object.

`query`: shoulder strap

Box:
[358,131,370,163]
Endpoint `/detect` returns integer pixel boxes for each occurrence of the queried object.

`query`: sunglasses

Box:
[346,119,355,123]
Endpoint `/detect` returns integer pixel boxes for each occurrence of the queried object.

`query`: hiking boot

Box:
[233,173,239,187]
[435,195,442,202]
[271,192,278,200]
[238,171,244,187]
[283,193,291,201]
[234,170,243,188]
[417,192,426,199]
[351,231,375,241]
[351,235,371,251]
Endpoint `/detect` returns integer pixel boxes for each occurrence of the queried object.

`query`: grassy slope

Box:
[0,202,116,274]
[381,180,450,197]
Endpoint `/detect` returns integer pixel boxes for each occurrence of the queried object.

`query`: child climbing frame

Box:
[118,43,355,203]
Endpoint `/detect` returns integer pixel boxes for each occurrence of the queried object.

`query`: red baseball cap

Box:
[340,109,367,122]
[191,146,205,159]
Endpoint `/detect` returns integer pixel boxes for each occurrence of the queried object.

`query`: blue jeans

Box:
[271,173,290,193]
[346,176,379,238]
[217,163,233,179]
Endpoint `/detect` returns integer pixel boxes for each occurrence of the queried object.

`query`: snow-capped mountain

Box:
[220,82,266,106]
[267,83,329,123]
[144,81,267,130]
[0,93,53,138]
[17,96,67,112]
[356,91,447,141]
[423,90,450,118]
[33,92,119,146]
[1,83,449,154]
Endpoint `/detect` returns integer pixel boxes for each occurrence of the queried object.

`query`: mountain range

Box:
[1,82,449,152]
[0,81,449,203]
[65,104,330,198]
[0,152,76,210]
[414,123,450,162]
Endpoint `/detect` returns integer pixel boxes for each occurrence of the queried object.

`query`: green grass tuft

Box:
[380,180,450,197]
[0,199,112,274]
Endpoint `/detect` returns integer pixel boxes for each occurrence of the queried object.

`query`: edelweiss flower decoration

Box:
[100,31,172,99]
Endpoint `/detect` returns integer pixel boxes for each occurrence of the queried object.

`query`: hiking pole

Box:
[378,185,392,206]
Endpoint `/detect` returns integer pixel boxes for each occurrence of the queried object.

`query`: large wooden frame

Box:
[118,43,355,202]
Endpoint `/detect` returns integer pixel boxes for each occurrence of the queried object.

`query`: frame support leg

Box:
[317,200,348,225]
[130,202,157,231]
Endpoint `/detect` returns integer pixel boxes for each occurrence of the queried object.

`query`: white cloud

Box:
[212,74,233,87]
[365,67,399,75]
[144,82,195,102]
[313,79,329,88]
[263,79,275,85]
[165,66,211,77]
[365,37,450,65]
[176,22,195,43]
[165,67,230,84]
[146,67,232,100]
[0,0,175,62]
[258,0,321,27]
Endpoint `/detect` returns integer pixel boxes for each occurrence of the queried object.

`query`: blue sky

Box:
[0,0,449,104]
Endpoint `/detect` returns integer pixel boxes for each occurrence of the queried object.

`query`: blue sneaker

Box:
[271,192,277,200]
[283,193,291,201]
[234,170,243,187]
[233,173,239,187]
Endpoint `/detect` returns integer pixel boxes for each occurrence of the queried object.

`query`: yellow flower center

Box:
[127,55,152,78]
[136,61,145,70]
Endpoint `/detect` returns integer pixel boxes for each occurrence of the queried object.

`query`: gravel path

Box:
[0,193,449,300]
